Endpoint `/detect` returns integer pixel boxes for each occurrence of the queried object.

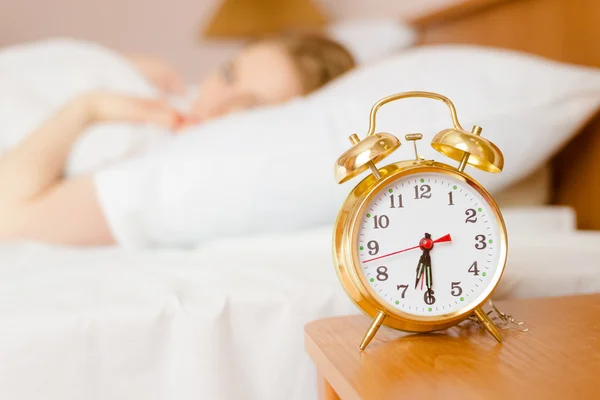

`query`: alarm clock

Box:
[333,91,507,350]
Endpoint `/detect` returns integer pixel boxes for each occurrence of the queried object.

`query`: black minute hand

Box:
[415,233,434,290]
[425,252,433,290]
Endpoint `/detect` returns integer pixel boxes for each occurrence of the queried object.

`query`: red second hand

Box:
[363,234,452,263]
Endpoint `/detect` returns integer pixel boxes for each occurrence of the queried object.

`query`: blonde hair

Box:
[267,33,356,94]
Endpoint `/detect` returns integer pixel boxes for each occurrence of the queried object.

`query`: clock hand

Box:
[414,252,427,289]
[364,234,452,264]
[425,252,433,290]
[423,246,436,305]
[420,233,434,292]
[432,233,452,244]
[417,233,433,290]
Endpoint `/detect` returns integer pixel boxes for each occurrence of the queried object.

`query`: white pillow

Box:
[95,45,600,247]
[0,38,164,174]
[326,20,416,64]
[311,45,600,194]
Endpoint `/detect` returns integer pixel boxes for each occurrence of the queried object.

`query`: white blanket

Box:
[0,208,598,400]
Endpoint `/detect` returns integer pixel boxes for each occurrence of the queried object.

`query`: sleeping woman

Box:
[0,34,355,246]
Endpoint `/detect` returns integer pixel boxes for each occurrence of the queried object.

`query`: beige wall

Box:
[0,0,456,80]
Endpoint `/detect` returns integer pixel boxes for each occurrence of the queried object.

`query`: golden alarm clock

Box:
[333,91,507,350]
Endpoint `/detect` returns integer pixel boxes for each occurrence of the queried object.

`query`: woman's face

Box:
[190,42,304,121]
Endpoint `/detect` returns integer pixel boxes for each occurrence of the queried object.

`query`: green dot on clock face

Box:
[460,297,465,301]
[482,272,487,277]
[453,185,457,190]
[395,300,399,305]
[366,213,371,218]
[420,179,425,183]
[428,307,432,312]
[388,189,393,193]
[478,208,483,212]
[489,239,493,244]
[370,278,374,282]
[360,246,364,251]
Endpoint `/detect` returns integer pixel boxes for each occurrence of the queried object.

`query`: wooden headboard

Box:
[407,0,600,230]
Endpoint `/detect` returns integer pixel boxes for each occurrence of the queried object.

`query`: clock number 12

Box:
[414,184,432,199]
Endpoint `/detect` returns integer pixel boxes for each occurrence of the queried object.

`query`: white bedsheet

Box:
[0,207,598,400]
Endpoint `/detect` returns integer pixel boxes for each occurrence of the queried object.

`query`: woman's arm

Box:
[125,53,185,95]
[0,93,183,245]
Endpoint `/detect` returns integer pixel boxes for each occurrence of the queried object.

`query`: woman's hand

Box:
[0,91,192,245]
[126,54,185,95]
[81,92,186,130]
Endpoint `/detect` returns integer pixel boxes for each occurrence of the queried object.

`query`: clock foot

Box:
[473,306,504,343]
[359,311,386,350]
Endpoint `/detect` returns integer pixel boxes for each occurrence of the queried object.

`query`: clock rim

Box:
[333,161,508,333]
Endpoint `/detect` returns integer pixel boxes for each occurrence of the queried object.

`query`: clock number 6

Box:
[424,289,436,305]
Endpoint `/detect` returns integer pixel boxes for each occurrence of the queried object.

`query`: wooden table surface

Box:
[305,294,600,400]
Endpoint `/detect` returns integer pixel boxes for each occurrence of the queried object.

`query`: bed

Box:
[1,210,599,400]
[1,0,599,399]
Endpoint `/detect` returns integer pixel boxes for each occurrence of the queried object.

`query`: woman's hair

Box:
[269,33,356,94]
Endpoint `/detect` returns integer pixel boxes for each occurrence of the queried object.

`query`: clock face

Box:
[355,170,505,317]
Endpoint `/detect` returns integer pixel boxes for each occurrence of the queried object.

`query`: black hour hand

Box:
[414,252,426,289]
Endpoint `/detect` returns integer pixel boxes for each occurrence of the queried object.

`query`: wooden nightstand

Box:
[305,294,600,400]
